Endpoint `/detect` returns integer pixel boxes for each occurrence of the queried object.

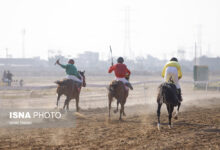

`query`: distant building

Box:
[0,57,48,67]
[78,51,99,63]
[76,51,100,70]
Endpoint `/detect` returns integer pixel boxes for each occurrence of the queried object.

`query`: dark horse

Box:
[55,71,86,111]
[108,80,129,120]
[157,81,182,130]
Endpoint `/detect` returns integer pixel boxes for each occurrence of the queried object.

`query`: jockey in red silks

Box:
[108,57,133,90]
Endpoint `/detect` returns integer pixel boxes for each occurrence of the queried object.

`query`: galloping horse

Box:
[108,80,129,120]
[55,71,86,111]
[156,80,182,130]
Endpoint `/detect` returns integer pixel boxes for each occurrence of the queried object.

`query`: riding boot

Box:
[125,82,133,90]
[177,88,182,102]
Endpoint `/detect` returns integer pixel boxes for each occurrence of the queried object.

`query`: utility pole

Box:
[6,48,8,58]
[194,42,197,65]
[22,29,26,58]
[123,6,133,59]
[207,44,211,57]
[197,24,202,58]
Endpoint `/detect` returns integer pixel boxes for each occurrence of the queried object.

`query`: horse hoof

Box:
[63,109,68,113]
[157,123,160,130]
[114,110,118,113]
[174,116,178,120]
[60,109,65,114]
[168,125,172,129]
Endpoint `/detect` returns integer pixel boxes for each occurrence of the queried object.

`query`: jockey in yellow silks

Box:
[162,57,182,102]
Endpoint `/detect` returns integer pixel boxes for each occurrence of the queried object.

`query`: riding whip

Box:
[110,45,113,66]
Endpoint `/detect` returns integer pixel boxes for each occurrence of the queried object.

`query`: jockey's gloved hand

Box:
[56,59,60,65]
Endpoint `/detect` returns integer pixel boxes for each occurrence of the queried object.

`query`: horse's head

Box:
[78,70,86,87]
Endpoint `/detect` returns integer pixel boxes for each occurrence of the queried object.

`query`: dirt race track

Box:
[0,76,220,149]
[0,98,219,150]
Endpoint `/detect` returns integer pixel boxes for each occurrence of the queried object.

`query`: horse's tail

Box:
[55,80,69,95]
[55,80,62,86]
[158,83,179,106]
[55,80,71,86]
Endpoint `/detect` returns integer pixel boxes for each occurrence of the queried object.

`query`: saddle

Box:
[108,80,131,93]
[55,79,72,86]
[55,79,79,88]
[167,77,182,102]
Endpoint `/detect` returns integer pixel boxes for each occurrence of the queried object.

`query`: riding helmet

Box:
[117,57,124,63]
[170,57,178,62]
[68,59,75,64]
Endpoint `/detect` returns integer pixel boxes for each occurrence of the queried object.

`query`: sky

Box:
[0,0,219,60]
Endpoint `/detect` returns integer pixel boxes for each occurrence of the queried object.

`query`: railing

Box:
[0,80,219,92]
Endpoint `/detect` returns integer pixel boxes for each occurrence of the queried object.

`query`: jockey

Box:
[56,59,82,87]
[162,57,182,102]
[108,57,133,90]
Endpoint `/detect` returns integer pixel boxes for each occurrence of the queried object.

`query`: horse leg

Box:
[174,103,181,120]
[63,97,68,110]
[56,94,61,108]
[119,103,124,121]
[108,94,113,118]
[67,99,70,111]
[166,104,170,128]
[76,96,80,112]
[123,99,127,116]
[114,100,119,113]
[157,103,162,130]
[167,104,174,129]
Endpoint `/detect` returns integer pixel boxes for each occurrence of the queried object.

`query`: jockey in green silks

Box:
[56,59,82,86]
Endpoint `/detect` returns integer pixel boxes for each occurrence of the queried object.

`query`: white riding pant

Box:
[66,75,82,83]
[116,77,129,90]
[164,67,180,89]
[116,77,129,84]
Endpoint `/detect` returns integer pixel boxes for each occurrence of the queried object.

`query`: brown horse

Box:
[55,71,86,112]
[108,80,129,120]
